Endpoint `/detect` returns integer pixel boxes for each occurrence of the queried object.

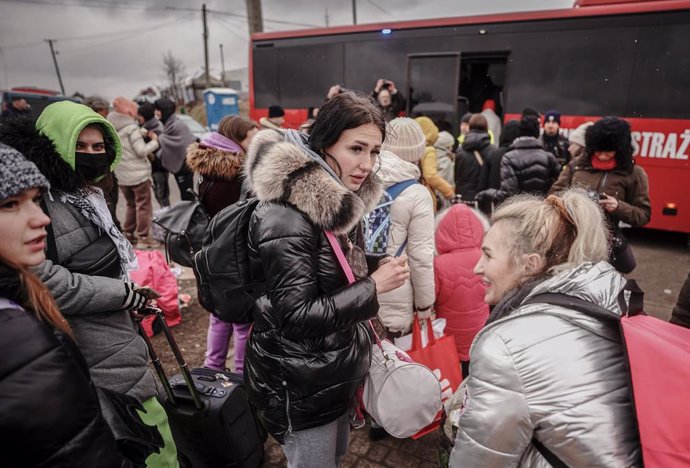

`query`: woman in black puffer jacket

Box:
[244,92,409,466]
[0,143,125,468]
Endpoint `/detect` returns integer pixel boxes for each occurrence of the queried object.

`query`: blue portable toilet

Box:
[203,88,239,131]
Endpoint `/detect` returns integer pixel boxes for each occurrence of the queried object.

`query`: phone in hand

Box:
[134,286,161,300]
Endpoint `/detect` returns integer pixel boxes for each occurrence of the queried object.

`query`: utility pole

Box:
[325,8,330,27]
[352,0,357,25]
[245,0,264,34]
[45,39,65,95]
[202,3,210,87]
[219,43,226,84]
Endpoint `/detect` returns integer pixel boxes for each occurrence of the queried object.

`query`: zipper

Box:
[283,380,293,435]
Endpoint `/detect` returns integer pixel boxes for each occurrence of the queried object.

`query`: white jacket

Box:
[376,150,435,333]
[108,111,159,186]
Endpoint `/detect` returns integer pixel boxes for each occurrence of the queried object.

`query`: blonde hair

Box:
[491,188,609,276]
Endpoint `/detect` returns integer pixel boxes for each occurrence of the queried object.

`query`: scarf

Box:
[201,132,243,153]
[158,115,197,173]
[56,189,138,279]
[591,156,617,171]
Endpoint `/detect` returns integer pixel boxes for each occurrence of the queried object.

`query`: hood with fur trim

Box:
[186,142,245,181]
[244,129,383,234]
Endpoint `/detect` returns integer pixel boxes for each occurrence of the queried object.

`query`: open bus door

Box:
[406,53,461,130]
[407,52,509,133]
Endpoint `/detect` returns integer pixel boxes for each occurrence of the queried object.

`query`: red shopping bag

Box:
[407,317,463,439]
[130,249,182,336]
[622,314,690,467]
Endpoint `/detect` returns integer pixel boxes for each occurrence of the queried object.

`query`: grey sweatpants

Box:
[282,414,350,468]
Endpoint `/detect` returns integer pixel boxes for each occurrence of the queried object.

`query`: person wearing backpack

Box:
[369,117,435,336]
[243,91,410,467]
[447,188,641,467]
[186,115,258,374]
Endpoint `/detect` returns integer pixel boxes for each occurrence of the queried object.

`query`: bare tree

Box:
[161,51,186,104]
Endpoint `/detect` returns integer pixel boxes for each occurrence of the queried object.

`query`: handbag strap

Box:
[532,437,569,468]
[411,316,436,352]
[324,230,385,352]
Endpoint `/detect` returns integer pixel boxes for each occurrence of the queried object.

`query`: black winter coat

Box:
[454,131,493,201]
[0,267,125,468]
[243,130,383,443]
[477,136,560,204]
[540,132,570,166]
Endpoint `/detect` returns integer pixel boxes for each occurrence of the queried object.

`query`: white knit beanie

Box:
[381,117,426,164]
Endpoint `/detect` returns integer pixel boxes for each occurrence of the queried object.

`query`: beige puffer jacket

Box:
[376,150,435,333]
[449,262,641,467]
[108,111,159,186]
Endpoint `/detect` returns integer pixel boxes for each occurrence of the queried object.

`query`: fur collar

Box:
[245,129,383,234]
[0,116,86,193]
[186,143,245,181]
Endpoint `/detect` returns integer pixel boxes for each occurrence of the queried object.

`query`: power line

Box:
[59,17,187,54]
[0,0,320,28]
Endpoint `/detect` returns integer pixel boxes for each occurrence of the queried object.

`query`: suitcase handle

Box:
[133,307,204,410]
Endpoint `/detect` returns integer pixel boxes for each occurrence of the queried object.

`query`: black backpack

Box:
[192,197,266,323]
[153,191,210,268]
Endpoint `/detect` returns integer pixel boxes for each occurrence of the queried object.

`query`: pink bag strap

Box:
[324,230,385,351]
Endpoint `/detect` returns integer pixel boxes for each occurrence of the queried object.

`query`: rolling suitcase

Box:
[134,307,265,468]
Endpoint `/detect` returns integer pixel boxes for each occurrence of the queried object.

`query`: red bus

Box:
[249,0,690,234]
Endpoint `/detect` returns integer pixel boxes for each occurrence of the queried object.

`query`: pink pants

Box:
[203,316,251,374]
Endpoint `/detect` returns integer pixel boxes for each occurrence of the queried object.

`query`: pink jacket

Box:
[434,204,489,361]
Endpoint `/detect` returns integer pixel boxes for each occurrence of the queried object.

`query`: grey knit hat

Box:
[0,143,50,200]
[382,117,426,164]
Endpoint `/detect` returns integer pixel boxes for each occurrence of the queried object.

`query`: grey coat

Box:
[450,262,641,467]
[32,192,158,402]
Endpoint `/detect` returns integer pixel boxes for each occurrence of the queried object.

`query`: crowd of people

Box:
[0,80,686,468]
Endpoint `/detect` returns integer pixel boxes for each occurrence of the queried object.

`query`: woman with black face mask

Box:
[0,101,180,468]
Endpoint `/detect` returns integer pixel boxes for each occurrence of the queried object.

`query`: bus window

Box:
[458,53,509,118]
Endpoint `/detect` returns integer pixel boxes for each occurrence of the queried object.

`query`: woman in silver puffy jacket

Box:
[448,188,641,467]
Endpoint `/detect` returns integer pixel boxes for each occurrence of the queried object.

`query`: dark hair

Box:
[499,119,520,147]
[138,102,156,121]
[518,115,540,138]
[460,113,472,125]
[154,98,176,124]
[83,96,109,114]
[521,106,540,118]
[585,116,634,170]
[469,114,488,132]
[435,119,454,134]
[308,91,385,174]
[217,115,258,150]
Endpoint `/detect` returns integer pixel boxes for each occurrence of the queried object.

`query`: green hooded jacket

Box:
[36,100,122,171]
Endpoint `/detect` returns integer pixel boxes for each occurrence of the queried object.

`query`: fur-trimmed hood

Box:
[186,143,245,181]
[244,129,383,234]
[0,116,86,193]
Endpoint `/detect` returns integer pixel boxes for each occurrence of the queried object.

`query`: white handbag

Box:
[363,337,442,438]
[324,231,443,439]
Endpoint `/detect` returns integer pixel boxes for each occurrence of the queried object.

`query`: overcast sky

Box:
[0,0,572,100]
